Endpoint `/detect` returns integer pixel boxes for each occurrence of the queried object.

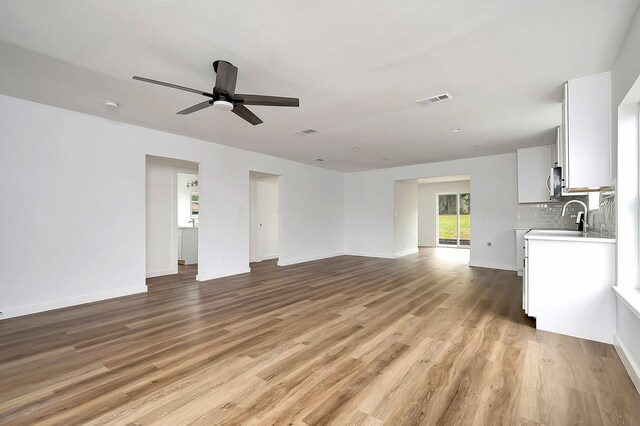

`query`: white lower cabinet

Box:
[524,236,615,344]
[178,228,198,265]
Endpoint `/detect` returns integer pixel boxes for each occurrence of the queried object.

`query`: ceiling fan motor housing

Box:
[213,90,234,110]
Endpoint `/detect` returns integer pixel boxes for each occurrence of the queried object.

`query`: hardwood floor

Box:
[0,248,638,425]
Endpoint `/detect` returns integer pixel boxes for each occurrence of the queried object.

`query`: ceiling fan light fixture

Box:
[213,100,233,111]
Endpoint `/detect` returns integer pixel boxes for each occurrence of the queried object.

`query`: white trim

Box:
[146,268,178,278]
[613,286,640,320]
[249,254,279,263]
[394,248,419,258]
[196,267,251,281]
[277,252,343,266]
[0,285,147,320]
[468,261,517,271]
[344,251,396,259]
[614,334,640,394]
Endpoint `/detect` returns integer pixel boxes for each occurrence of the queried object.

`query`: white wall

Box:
[249,175,280,262]
[393,180,418,257]
[418,180,471,247]
[146,157,177,278]
[612,4,640,391]
[177,172,198,227]
[0,94,345,318]
[346,153,518,270]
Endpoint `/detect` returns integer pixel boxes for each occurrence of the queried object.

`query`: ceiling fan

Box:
[133,60,299,125]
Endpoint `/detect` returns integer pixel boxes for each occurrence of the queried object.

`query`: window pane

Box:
[459,193,470,246]
[438,194,458,246]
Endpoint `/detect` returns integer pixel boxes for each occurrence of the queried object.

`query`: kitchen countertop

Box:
[178,227,199,230]
[524,229,615,243]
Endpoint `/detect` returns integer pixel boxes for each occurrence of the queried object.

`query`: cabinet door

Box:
[517,145,554,203]
[523,256,528,314]
[565,72,611,191]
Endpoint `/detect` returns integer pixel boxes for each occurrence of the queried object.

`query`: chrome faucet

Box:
[561,200,588,232]
[189,219,196,228]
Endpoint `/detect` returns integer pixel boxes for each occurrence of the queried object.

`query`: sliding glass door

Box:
[437,193,471,247]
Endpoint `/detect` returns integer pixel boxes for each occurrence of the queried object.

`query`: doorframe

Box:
[249,171,282,264]
[144,155,199,278]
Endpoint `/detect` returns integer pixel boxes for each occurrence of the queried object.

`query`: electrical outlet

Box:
[487,242,492,247]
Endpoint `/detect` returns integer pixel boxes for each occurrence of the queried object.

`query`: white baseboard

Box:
[468,261,517,272]
[344,251,396,259]
[1,285,148,320]
[394,248,419,258]
[614,334,640,394]
[196,267,251,281]
[146,268,178,278]
[277,252,343,266]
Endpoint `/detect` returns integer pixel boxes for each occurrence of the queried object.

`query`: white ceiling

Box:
[0,0,638,172]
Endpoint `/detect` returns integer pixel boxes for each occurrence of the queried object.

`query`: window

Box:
[437,193,471,247]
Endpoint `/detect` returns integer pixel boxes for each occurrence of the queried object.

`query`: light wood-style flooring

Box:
[0,249,638,425]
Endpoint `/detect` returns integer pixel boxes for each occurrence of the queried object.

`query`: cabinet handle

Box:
[546,175,551,192]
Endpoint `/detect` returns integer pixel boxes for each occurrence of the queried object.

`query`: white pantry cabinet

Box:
[517,145,555,203]
[560,72,611,192]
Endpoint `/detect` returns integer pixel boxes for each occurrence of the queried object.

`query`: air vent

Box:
[295,128,319,135]
[416,93,452,106]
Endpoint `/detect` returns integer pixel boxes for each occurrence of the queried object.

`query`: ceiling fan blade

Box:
[214,61,238,97]
[232,103,263,125]
[133,76,213,97]
[234,94,299,107]
[176,100,213,115]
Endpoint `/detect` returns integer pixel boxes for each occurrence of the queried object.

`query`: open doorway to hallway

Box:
[393,175,472,259]
[249,171,280,267]
[145,155,200,280]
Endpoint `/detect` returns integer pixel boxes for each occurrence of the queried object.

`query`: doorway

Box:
[436,192,471,247]
[416,175,471,249]
[249,171,280,264]
[145,155,199,279]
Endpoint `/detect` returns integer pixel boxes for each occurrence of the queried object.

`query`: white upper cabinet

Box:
[561,72,611,192]
[517,145,555,203]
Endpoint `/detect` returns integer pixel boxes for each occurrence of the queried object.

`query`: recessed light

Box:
[315,158,325,162]
[471,145,480,149]
[450,127,463,132]
[104,101,119,108]
[350,147,361,151]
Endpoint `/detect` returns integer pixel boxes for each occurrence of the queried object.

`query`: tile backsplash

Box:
[589,191,615,238]
[517,192,616,238]
[517,201,585,229]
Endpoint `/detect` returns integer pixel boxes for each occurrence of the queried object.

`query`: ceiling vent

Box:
[416,93,452,106]
[295,128,319,135]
